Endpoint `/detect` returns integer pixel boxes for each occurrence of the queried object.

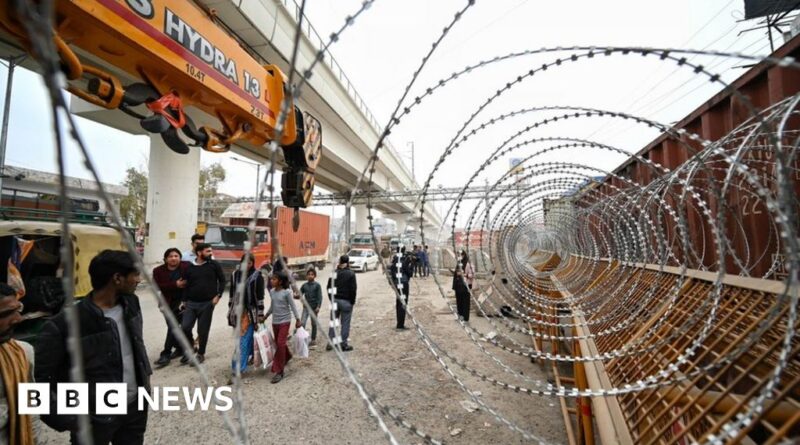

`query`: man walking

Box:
[390,246,414,330]
[413,245,423,277]
[181,233,204,262]
[36,250,151,444]
[423,245,431,277]
[0,283,35,445]
[326,255,357,351]
[181,243,225,364]
[152,247,190,368]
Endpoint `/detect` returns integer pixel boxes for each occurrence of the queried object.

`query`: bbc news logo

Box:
[17,384,234,414]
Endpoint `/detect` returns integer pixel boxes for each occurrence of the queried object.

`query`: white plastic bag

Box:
[253,323,276,369]
[292,327,310,358]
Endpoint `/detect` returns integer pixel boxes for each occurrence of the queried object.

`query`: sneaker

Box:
[309,340,317,347]
[154,356,170,368]
[396,326,408,330]
[342,344,353,352]
[271,373,284,384]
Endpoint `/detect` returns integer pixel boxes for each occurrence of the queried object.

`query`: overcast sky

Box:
[0,0,776,227]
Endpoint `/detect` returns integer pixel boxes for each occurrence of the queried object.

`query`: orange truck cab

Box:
[204,224,272,277]
[207,206,330,277]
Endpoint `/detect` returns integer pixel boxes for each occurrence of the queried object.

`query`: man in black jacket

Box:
[180,243,225,364]
[326,255,357,351]
[35,250,151,445]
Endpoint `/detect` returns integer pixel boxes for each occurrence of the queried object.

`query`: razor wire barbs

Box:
[12,0,246,442]
[230,0,485,443]
[224,0,420,442]
[13,0,440,443]
[15,0,800,441]
[11,1,92,442]
[352,34,800,442]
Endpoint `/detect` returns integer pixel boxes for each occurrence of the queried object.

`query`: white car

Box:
[348,249,379,272]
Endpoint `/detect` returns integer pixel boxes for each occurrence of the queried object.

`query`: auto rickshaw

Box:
[0,220,126,345]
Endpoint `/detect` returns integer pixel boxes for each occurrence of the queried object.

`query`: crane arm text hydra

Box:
[0,0,321,227]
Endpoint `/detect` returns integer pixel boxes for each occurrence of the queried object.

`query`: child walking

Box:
[264,270,300,383]
[299,268,323,347]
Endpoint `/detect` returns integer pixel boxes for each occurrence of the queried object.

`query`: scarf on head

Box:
[229,269,261,335]
[0,339,34,445]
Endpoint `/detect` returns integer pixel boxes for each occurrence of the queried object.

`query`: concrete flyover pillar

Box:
[386,214,408,234]
[143,134,201,264]
[354,204,370,233]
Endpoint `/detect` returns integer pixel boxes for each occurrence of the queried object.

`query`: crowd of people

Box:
[150,235,360,384]
[0,234,476,445]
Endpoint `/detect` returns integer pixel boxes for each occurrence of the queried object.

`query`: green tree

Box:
[198,162,231,221]
[119,166,148,227]
[199,162,226,199]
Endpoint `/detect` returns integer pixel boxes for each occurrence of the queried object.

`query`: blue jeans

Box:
[301,305,321,340]
[232,322,255,373]
[328,299,353,345]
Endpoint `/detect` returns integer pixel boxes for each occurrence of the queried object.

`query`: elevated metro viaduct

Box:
[1,0,441,263]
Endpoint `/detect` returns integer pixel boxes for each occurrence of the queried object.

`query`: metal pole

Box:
[407,141,415,182]
[344,203,351,247]
[256,163,261,199]
[0,57,21,197]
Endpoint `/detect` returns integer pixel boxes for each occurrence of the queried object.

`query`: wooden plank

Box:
[568,253,786,294]
[552,360,578,445]
[553,276,635,445]
[622,262,787,294]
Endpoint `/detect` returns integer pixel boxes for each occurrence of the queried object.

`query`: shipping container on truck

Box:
[207,206,330,277]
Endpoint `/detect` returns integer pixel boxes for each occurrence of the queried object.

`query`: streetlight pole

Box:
[0,55,25,197]
[406,141,415,182]
[255,163,261,199]
[230,155,262,199]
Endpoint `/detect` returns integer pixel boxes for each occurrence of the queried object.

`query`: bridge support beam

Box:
[385,214,408,236]
[354,204,370,233]
[343,204,351,243]
[143,135,201,264]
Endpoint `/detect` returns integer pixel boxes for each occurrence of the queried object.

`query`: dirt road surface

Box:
[37,267,565,444]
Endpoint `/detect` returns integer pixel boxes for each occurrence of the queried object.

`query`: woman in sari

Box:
[227,254,265,375]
